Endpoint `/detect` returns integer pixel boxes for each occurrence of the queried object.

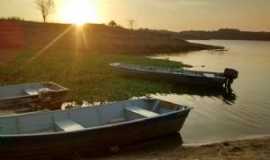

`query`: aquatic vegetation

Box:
[0,49,186,103]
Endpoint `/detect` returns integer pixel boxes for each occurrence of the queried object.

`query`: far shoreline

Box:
[179,29,270,41]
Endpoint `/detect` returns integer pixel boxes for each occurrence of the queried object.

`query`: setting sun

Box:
[58,0,98,25]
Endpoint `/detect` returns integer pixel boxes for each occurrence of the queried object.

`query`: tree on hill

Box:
[35,0,55,23]
[128,19,135,30]
[108,20,118,27]
[0,17,24,21]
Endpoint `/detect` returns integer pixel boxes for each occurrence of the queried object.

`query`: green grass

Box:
[0,49,187,103]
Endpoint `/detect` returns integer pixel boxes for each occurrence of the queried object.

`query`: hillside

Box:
[0,20,221,54]
[179,29,270,41]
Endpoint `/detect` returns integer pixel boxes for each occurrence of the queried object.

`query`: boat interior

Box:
[0,82,67,100]
[111,63,224,78]
[0,99,187,135]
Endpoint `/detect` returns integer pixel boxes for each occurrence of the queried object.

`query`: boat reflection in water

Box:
[155,84,237,105]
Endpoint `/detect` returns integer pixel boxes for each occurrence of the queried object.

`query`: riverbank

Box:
[0,20,223,54]
[92,136,270,160]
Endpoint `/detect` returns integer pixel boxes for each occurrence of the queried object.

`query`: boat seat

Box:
[125,106,159,118]
[55,119,84,132]
[108,118,126,124]
[203,73,215,78]
[24,89,39,96]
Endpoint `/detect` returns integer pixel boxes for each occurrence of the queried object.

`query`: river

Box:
[153,40,270,145]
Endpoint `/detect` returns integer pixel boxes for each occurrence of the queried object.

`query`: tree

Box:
[128,19,135,30]
[36,0,54,23]
[108,20,118,27]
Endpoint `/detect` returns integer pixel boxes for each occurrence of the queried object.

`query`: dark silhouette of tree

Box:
[36,0,54,23]
[108,20,118,27]
[128,19,135,30]
[0,17,24,21]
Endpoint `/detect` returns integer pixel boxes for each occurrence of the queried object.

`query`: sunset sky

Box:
[0,0,269,31]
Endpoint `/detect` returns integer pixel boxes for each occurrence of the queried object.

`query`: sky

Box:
[0,0,270,31]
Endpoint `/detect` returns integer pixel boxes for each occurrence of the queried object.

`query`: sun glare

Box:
[59,0,98,25]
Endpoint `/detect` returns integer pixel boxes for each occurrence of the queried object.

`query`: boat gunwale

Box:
[110,63,226,80]
[0,98,191,138]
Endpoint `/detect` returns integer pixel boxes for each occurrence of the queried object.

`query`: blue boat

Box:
[0,98,191,158]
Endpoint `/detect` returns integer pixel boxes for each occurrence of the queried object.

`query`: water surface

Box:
[153,40,270,145]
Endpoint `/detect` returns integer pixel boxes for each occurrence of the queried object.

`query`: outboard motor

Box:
[224,68,239,80]
[223,68,239,90]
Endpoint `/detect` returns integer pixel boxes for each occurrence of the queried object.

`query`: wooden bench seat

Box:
[55,119,84,132]
[125,106,159,118]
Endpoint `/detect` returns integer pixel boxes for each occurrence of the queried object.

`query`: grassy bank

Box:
[0,20,223,54]
[0,49,189,103]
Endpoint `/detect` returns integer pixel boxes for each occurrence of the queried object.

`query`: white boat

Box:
[0,98,191,158]
[110,63,238,88]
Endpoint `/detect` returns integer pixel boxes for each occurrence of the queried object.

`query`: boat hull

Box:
[0,109,190,158]
[114,67,226,87]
